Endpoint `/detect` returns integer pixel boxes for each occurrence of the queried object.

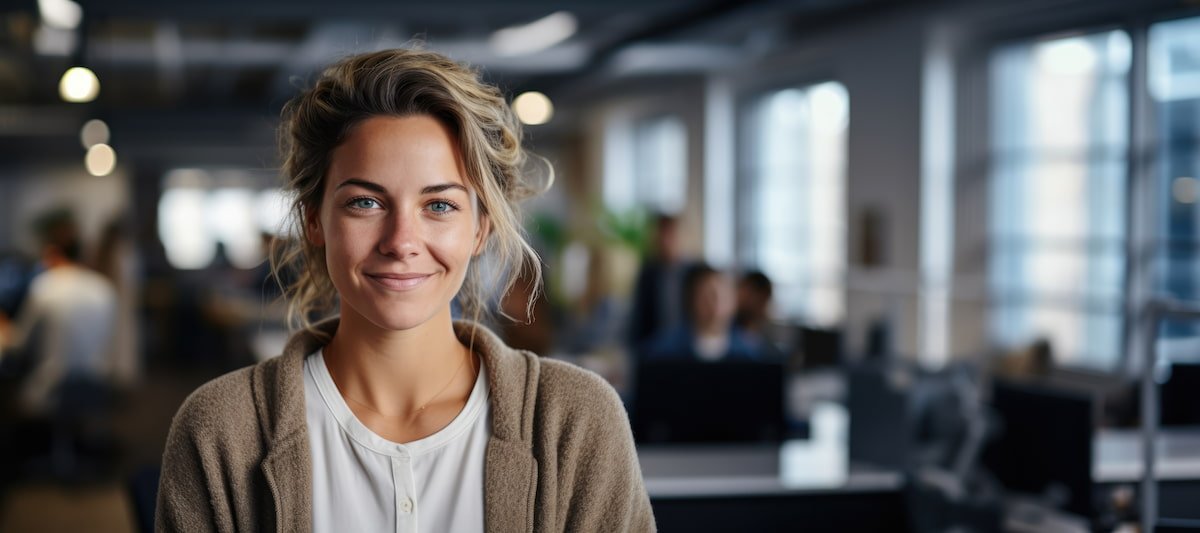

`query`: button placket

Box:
[392,454,418,533]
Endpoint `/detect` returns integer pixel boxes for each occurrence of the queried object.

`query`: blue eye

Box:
[428,200,456,214]
[349,197,380,210]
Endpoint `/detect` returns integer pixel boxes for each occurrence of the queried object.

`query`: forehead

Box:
[326,115,469,189]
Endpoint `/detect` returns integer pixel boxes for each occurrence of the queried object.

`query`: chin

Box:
[358,303,445,332]
[335,277,460,332]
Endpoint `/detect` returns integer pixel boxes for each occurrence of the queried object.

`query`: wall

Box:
[0,165,130,257]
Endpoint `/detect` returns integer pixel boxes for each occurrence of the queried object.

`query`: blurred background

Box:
[2,0,1200,531]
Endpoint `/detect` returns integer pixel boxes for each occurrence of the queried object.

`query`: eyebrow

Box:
[334,178,468,196]
[334,178,387,194]
[420,183,469,195]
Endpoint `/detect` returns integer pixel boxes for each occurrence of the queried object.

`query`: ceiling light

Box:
[85,143,116,176]
[59,67,99,103]
[512,92,554,125]
[38,0,82,30]
[490,11,577,57]
[80,119,109,148]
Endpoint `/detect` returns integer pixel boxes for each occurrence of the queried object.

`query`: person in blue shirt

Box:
[643,263,762,362]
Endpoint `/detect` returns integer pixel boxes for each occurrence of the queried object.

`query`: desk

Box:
[637,429,1200,530]
[1094,429,1200,483]
[639,440,906,532]
[1094,429,1200,522]
[640,442,902,497]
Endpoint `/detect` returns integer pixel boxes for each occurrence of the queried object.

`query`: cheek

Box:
[428,222,479,263]
[323,240,352,287]
[321,219,367,280]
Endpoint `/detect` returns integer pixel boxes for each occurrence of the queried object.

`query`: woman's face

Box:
[692,272,735,331]
[311,115,487,332]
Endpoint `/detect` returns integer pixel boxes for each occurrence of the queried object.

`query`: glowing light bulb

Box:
[85,143,116,176]
[59,67,99,103]
[513,91,553,125]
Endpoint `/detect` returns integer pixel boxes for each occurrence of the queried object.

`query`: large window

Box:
[158,168,288,270]
[1150,16,1200,340]
[988,30,1130,367]
[632,116,688,215]
[739,82,848,323]
[603,114,687,215]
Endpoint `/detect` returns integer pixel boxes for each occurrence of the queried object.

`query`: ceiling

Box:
[0,0,911,165]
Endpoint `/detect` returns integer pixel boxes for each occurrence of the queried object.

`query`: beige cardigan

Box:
[156,319,655,532]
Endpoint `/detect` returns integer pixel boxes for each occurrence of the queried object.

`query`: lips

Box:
[366,272,434,290]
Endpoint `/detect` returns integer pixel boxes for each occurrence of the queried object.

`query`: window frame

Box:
[965,7,1200,373]
[733,76,849,325]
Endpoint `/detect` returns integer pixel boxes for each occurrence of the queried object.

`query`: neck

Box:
[43,256,72,269]
[694,321,727,337]
[324,306,471,416]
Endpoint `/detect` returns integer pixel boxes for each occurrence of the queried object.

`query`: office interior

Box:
[1,0,1199,531]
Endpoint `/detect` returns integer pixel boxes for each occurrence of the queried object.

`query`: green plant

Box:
[596,205,651,256]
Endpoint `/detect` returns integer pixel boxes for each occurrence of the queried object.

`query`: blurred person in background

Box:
[0,208,117,415]
[627,213,690,353]
[643,263,761,362]
[734,270,785,359]
[157,48,653,532]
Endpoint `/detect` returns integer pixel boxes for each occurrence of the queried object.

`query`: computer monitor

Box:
[1161,363,1200,427]
[981,380,1094,517]
[631,360,785,444]
[797,327,843,370]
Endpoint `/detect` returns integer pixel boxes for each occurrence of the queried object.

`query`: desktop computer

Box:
[981,379,1095,518]
[631,360,786,444]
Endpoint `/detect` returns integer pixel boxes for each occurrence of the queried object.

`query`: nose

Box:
[378,209,421,258]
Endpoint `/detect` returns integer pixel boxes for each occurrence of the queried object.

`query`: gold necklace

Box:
[327,343,476,419]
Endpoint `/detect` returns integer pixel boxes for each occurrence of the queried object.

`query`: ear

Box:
[473,216,491,256]
[306,205,325,247]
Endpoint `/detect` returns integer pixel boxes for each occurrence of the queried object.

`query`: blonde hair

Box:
[272,48,546,338]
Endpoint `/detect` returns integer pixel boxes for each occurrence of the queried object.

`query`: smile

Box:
[366,273,434,291]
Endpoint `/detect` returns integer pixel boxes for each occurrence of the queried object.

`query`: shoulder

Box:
[455,320,631,439]
[166,352,297,451]
[167,362,266,449]
[533,358,629,434]
[26,270,54,297]
[728,327,767,360]
[538,358,620,400]
[80,267,116,293]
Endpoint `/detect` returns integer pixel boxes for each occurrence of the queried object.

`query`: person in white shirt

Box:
[0,209,117,415]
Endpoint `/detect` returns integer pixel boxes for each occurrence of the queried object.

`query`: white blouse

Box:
[304,349,490,533]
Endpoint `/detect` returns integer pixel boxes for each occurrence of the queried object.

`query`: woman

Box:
[643,264,762,362]
[156,49,654,532]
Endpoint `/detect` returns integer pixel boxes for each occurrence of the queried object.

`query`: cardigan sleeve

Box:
[154,398,220,533]
[555,369,657,532]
